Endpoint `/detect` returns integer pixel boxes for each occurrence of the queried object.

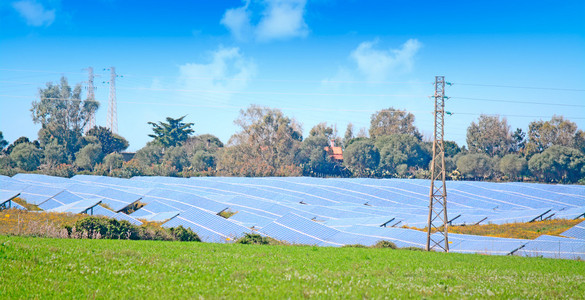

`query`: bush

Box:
[401,246,424,251]
[236,233,271,245]
[342,244,368,248]
[74,216,138,240]
[372,240,397,249]
[168,226,201,242]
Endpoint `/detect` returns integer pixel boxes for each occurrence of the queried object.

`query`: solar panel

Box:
[515,235,585,260]
[90,205,143,226]
[162,207,252,243]
[47,198,103,214]
[446,233,528,255]
[17,184,64,205]
[561,220,585,240]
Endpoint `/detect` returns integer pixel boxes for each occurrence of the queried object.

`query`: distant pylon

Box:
[84,67,96,134]
[107,67,118,134]
[426,75,449,252]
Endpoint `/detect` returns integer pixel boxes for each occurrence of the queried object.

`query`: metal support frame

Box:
[107,67,118,134]
[426,75,449,252]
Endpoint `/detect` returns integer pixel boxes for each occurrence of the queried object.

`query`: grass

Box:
[404,218,583,240]
[0,209,84,237]
[1,235,584,299]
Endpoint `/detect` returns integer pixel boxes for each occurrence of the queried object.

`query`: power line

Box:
[450,96,585,108]
[453,82,585,92]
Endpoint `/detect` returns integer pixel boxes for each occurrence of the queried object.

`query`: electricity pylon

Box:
[426,75,450,252]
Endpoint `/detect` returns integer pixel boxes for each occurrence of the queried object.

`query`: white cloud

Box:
[350,39,422,81]
[221,0,308,42]
[178,47,257,104]
[12,0,55,27]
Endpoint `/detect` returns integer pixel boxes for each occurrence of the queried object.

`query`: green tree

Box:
[499,154,527,180]
[103,152,124,173]
[183,134,223,155]
[369,108,420,139]
[343,139,379,177]
[10,143,43,171]
[148,116,194,148]
[74,144,103,171]
[0,131,7,151]
[528,145,585,183]
[190,150,216,172]
[162,146,190,171]
[456,153,496,180]
[86,126,129,155]
[134,143,164,166]
[510,128,527,154]
[374,134,431,177]
[343,123,354,148]
[466,115,512,157]
[42,141,68,166]
[31,77,99,157]
[298,135,343,177]
[525,116,584,156]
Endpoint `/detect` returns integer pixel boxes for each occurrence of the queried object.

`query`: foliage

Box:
[190,150,216,172]
[0,130,7,150]
[343,139,379,177]
[526,115,584,156]
[375,134,431,177]
[499,154,528,180]
[167,225,201,242]
[148,115,194,148]
[466,114,512,157]
[74,216,138,239]
[86,126,129,155]
[3,236,585,298]
[456,153,496,180]
[218,105,303,176]
[9,142,43,171]
[298,135,343,177]
[74,143,103,171]
[343,123,354,148]
[31,77,98,157]
[236,233,271,245]
[103,152,124,172]
[37,163,77,178]
[42,141,69,166]
[162,146,190,171]
[371,240,397,249]
[134,143,164,166]
[369,107,420,139]
[528,145,585,183]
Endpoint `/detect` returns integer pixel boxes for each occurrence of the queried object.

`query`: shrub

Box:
[168,226,201,242]
[372,240,397,249]
[342,244,368,248]
[74,217,138,240]
[401,246,425,251]
[236,233,271,245]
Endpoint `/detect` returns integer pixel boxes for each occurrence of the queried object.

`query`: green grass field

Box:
[1,236,584,299]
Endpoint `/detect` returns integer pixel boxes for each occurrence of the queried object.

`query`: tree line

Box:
[1,76,584,183]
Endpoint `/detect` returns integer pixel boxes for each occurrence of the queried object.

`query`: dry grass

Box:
[404,218,583,239]
[0,208,85,238]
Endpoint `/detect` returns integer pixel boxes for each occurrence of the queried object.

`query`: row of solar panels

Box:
[1,173,585,259]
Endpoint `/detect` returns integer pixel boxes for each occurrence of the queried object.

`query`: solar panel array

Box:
[1,173,584,259]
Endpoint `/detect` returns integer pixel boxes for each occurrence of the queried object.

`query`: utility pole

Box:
[426,75,449,252]
[107,67,118,134]
[84,67,96,134]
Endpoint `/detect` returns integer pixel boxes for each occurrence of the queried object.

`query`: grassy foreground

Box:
[1,236,584,299]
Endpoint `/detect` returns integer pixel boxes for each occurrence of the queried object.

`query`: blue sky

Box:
[1,0,584,151]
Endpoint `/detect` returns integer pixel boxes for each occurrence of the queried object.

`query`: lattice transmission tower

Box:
[84,67,96,134]
[107,67,118,134]
[426,75,450,252]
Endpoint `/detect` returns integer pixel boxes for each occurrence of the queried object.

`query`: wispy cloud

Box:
[178,47,257,104]
[12,0,55,27]
[350,39,422,81]
[221,0,308,42]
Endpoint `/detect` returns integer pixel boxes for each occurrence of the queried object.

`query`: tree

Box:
[499,154,527,180]
[86,126,129,154]
[183,134,224,155]
[148,115,194,148]
[374,134,431,177]
[528,145,585,183]
[74,144,103,171]
[298,135,343,177]
[134,143,164,166]
[218,105,303,176]
[162,146,190,171]
[42,141,68,166]
[4,136,36,155]
[456,153,496,180]
[466,115,513,157]
[510,128,526,154]
[369,107,420,139]
[190,150,216,172]
[443,141,461,158]
[0,131,7,151]
[343,123,354,148]
[31,77,99,156]
[103,152,124,173]
[343,139,379,177]
[525,116,584,156]
[10,143,42,171]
